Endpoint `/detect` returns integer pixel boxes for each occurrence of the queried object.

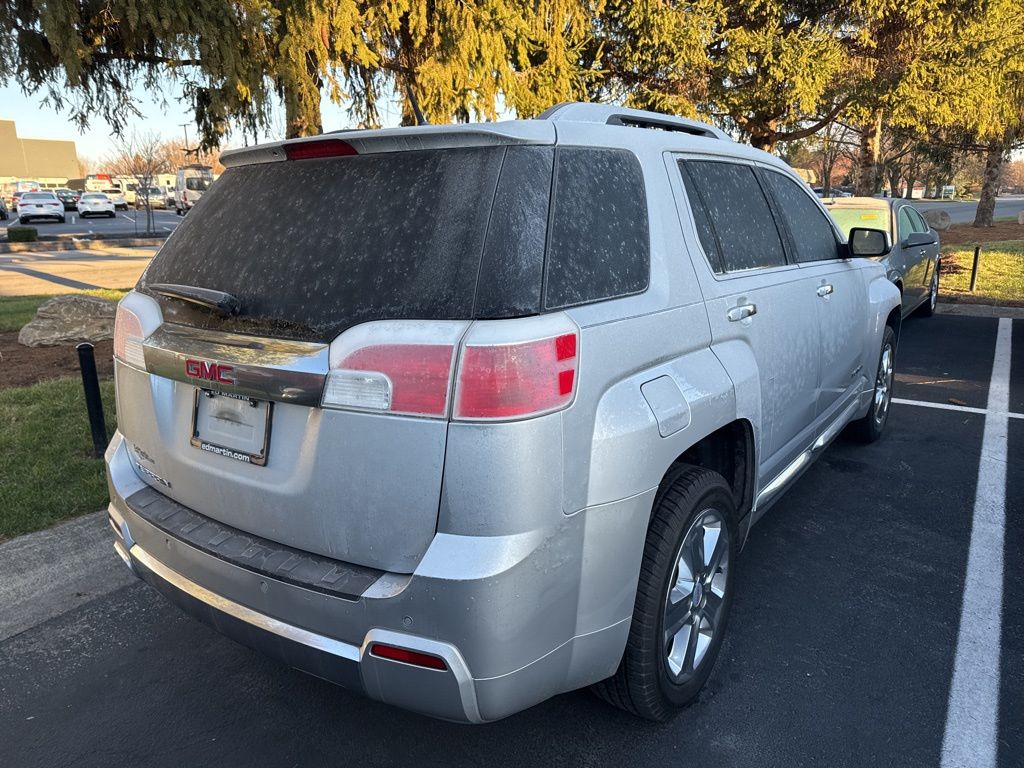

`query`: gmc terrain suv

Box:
[106,102,901,722]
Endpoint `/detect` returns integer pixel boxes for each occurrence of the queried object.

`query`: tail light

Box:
[322,316,580,421]
[323,321,467,417]
[454,333,577,420]
[113,304,147,369]
[285,139,357,161]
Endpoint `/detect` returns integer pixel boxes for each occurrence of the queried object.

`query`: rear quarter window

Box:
[543,147,650,309]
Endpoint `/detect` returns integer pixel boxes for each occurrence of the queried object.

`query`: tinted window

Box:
[474,146,553,318]
[763,171,839,263]
[908,207,930,233]
[185,178,211,191]
[143,147,508,340]
[897,207,915,241]
[682,161,786,271]
[544,148,650,309]
[22,193,55,201]
[678,162,722,271]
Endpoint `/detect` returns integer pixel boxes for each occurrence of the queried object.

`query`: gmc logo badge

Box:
[185,359,235,385]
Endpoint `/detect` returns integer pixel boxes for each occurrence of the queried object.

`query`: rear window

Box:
[22,193,55,201]
[141,145,651,341]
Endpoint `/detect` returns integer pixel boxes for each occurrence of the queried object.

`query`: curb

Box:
[936,302,1024,319]
[0,510,135,642]
[0,237,164,254]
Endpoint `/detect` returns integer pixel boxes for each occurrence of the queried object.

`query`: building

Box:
[0,120,80,189]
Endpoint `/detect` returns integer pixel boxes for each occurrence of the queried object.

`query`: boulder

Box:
[921,209,951,231]
[18,294,117,347]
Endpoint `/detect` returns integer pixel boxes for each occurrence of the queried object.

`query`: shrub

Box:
[7,226,38,243]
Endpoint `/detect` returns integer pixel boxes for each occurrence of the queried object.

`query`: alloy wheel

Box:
[874,343,894,425]
[664,509,730,682]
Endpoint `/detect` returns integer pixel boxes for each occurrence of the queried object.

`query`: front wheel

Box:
[593,465,737,721]
[848,325,896,443]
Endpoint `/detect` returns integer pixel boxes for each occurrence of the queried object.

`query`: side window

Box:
[762,171,840,263]
[908,207,931,234]
[545,147,650,309]
[681,160,787,272]
[897,207,915,242]
[677,162,723,271]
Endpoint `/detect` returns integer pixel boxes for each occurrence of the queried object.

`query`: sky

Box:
[0,80,410,161]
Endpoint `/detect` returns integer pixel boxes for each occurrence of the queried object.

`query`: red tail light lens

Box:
[454,332,578,420]
[285,139,358,161]
[369,643,447,671]
[331,344,455,416]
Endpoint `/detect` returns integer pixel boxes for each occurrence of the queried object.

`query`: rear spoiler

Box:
[220,121,556,169]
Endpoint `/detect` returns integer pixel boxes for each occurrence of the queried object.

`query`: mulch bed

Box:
[940,221,1024,246]
[0,332,114,389]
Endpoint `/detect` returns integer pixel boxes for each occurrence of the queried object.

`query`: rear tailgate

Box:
[116,126,555,574]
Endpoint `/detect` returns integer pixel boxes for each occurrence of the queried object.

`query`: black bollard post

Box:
[970,246,981,293]
[76,342,108,458]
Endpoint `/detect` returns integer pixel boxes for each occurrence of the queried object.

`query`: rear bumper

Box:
[106,431,648,722]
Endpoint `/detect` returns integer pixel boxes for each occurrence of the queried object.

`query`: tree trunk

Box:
[886,165,901,198]
[855,108,883,196]
[283,53,324,139]
[973,140,1006,228]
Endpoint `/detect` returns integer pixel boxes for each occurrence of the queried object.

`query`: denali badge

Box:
[185,358,235,385]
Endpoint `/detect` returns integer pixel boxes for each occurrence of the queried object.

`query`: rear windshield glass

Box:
[22,193,55,201]
[142,148,510,339]
[141,144,651,341]
[827,206,891,238]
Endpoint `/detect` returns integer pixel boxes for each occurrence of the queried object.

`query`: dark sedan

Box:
[54,188,80,211]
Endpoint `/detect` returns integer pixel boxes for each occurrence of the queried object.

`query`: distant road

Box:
[1,207,181,239]
[914,194,1024,224]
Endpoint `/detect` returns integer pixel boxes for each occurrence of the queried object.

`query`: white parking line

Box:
[940,317,1011,768]
[892,397,1024,420]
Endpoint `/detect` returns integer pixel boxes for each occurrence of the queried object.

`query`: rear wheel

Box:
[593,465,737,721]
[107,211,116,218]
[848,325,896,443]
[58,215,66,223]
[916,263,939,318]
[19,217,28,224]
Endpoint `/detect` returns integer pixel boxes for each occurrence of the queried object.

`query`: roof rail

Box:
[538,102,730,141]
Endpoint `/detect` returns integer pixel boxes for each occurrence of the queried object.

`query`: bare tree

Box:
[105,132,170,233]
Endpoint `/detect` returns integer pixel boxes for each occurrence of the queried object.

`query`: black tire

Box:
[19,217,28,225]
[58,216,66,224]
[592,465,738,721]
[848,325,896,443]
[916,262,939,318]
[107,212,116,218]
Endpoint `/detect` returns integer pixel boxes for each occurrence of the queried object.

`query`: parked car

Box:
[103,188,129,211]
[17,191,65,223]
[823,196,941,317]
[54,188,80,210]
[174,164,213,214]
[77,192,117,218]
[0,197,7,220]
[11,191,26,212]
[164,186,176,209]
[106,103,900,724]
[135,186,167,209]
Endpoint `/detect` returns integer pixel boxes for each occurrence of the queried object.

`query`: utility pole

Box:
[180,123,198,157]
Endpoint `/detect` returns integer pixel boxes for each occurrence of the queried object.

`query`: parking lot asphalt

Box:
[1,207,181,239]
[0,313,1020,767]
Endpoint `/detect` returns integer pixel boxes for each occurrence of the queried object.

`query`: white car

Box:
[17,192,65,224]
[77,193,117,218]
[102,188,129,210]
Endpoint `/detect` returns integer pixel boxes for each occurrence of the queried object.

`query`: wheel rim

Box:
[874,343,894,425]
[664,509,730,683]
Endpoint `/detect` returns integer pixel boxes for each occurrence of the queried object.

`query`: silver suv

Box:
[106,103,901,723]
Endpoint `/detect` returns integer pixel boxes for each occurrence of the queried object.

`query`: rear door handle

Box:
[816,284,834,297]
[727,304,757,322]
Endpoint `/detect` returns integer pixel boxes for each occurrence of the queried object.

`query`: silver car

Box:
[823,196,941,318]
[106,103,901,723]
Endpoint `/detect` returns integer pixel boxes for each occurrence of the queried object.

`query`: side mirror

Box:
[903,231,936,248]
[848,227,891,257]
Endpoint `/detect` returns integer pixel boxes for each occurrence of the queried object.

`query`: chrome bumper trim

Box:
[127,542,360,663]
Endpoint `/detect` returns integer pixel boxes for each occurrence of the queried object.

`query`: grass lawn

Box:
[0,288,130,332]
[0,377,116,540]
[941,240,1024,306]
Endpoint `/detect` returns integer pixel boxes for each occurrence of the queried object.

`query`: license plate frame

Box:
[190,389,273,466]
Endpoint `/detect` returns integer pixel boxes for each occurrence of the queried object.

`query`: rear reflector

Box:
[369,643,448,671]
[284,139,357,161]
[454,332,578,420]
[113,304,146,369]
